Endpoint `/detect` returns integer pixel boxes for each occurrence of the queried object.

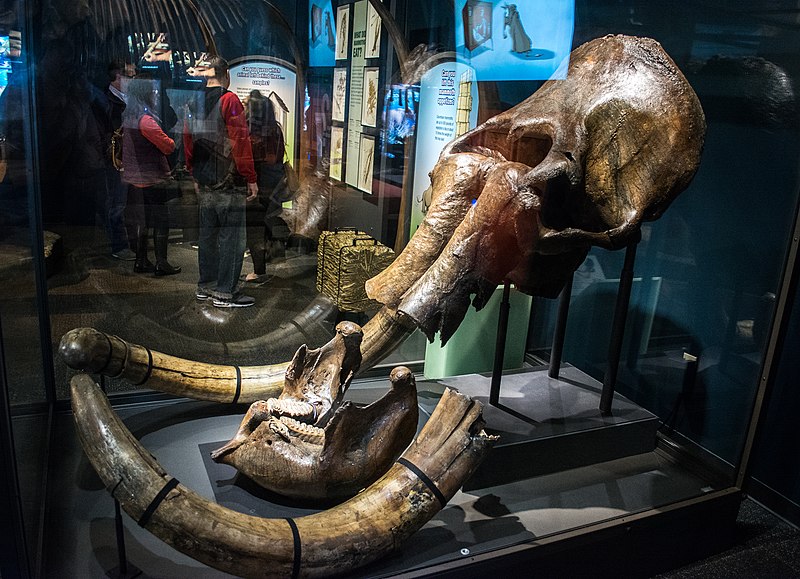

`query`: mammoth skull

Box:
[366,35,706,343]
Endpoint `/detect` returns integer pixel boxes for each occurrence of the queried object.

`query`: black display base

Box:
[423,365,660,491]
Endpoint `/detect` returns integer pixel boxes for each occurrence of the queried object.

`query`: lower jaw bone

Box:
[71,373,495,578]
[215,366,421,500]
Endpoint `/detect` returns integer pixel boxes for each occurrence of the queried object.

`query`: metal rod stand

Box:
[599,236,640,415]
[99,377,141,578]
[489,281,512,407]
[548,275,574,379]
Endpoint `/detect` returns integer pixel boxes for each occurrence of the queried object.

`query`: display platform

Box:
[431,365,660,489]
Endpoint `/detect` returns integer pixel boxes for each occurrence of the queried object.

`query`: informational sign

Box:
[228,58,297,163]
[455,0,574,81]
[309,0,336,67]
[410,60,479,233]
[344,0,368,189]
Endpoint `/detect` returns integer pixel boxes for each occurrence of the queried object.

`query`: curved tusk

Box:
[71,373,495,578]
[59,307,414,404]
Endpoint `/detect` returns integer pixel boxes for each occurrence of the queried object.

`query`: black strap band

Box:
[232,365,242,404]
[133,348,154,386]
[97,333,115,374]
[397,457,447,508]
[138,477,180,528]
[285,517,301,579]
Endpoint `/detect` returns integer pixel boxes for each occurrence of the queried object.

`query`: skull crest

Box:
[366,35,706,343]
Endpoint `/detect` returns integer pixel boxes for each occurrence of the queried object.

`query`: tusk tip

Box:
[59,327,110,371]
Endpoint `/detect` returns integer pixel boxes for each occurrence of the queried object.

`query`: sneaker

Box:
[196,287,212,301]
[112,248,136,261]
[212,294,255,308]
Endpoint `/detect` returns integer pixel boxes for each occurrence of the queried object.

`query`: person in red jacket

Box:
[184,56,258,307]
[122,75,181,276]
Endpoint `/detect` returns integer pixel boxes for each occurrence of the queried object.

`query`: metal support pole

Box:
[100,375,141,578]
[600,237,640,415]
[548,274,574,379]
[114,499,128,575]
[489,281,512,407]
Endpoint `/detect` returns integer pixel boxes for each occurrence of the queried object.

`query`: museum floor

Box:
[4,228,800,577]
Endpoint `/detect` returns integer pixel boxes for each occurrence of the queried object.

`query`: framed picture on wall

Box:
[361,67,379,127]
[358,134,375,193]
[332,68,347,122]
[463,0,492,51]
[311,4,323,44]
[365,1,382,58]
[330,126,344,181]
[335,5,350,60]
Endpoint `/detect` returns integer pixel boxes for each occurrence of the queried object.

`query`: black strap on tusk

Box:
[133,347,154,386]
[231,365,242,404]
[97,333,115,374]
[397,457,447,509]
[285,517,301,579]
[138,477,180,528]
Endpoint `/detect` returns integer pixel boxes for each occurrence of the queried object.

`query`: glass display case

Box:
[1,0,800,577]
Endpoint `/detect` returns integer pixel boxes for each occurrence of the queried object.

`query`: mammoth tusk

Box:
[59,307,414,404]
[70,373,496,578]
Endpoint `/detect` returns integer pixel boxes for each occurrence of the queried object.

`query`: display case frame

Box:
[3,0,800,576]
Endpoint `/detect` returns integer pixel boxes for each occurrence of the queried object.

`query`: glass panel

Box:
[751,267,800,510]
[37,0,427,401]
[0,9,49,575]
[22,0,800,576]
[528,1,800,468]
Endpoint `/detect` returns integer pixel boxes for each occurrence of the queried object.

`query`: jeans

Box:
[105,167,130,253]
[197,187,247,299]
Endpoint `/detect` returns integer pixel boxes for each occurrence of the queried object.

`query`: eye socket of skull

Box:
[455,127,553,170]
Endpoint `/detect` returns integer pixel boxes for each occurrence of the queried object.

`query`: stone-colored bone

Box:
[70,373,495,577]
[367,34,706,343]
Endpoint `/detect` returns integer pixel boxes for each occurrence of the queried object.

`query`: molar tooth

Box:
[279,416,325,443]
[280,399,315,417]
[267,417,290,441]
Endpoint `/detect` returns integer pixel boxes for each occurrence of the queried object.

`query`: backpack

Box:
[190,89,236,186]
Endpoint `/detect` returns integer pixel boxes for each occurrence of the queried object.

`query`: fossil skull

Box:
[366,35,706,343]
[210,321,419,499]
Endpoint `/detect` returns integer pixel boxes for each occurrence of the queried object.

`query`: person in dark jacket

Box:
[103,59,136,260]
[122,75,181,276]
[184,56,258,307]
[243,89,288,282]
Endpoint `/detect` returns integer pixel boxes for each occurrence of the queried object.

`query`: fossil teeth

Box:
[268,398,315,418]
[280,416,325,443]
[267,416,291,441]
